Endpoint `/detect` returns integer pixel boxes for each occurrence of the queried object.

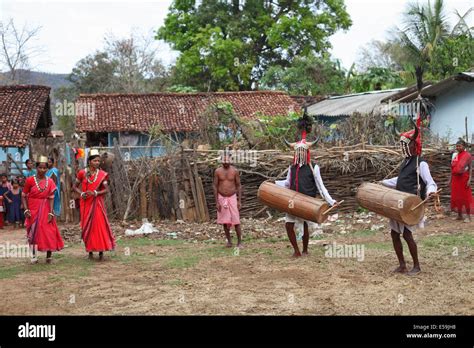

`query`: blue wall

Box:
[0,147,30,176]
[430,81,474,143]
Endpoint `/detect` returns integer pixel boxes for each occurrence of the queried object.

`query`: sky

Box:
[0,0,472,74]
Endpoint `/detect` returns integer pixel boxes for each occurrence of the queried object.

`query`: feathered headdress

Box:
[284,107,318,167]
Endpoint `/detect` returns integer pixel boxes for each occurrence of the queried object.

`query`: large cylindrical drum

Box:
[356,182,425,225]
[257,182,329,223]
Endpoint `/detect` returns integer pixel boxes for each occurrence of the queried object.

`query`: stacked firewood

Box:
[108,144,456,221]
[191,145,454,219]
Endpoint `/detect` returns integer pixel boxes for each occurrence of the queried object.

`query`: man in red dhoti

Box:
[213,154,242,248]
[451,138,473,222]
[21,156,64,264]
[73,149,116,260]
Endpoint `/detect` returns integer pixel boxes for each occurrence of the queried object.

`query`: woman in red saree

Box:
[73,150,115,260]
[451,139,473,222]
[21,157,64,264]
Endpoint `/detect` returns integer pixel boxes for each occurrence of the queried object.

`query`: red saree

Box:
[451,150,474,214]
[23,177,64,251]
[77,169,116,252]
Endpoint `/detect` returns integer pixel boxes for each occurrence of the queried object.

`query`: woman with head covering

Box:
[73,149,115,261]
[21,156,64,264]
[450,138,473,222]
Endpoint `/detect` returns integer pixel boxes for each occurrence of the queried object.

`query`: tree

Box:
[356,40,410,72]
[0,19,42,83]
[55,33,173,138]
[396,0,450,91]
[349,67,404,93]
[261,53,346,95]
[67,32,173,95]
[429,8,474,78]
[157,0,352,91]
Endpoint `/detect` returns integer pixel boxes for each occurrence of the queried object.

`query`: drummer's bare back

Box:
[214,166,241,196]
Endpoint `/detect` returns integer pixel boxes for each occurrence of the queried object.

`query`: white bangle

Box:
[94,190,98,197]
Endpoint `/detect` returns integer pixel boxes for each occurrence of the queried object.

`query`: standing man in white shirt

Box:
[276,111,339,258]
[382,124,437,275]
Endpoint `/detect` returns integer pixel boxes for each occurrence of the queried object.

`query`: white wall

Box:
[430,81,474,144]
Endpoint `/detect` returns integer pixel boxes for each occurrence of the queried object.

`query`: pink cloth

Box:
[217,193,240,226]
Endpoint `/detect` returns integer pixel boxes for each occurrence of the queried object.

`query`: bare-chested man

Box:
[213,155,242,248]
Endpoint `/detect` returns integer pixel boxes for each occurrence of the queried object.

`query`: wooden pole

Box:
[465,116,469,142]
[170,165,183,220]
[186,158,200,222]
[193,162,209,222]
[6,153,23,174]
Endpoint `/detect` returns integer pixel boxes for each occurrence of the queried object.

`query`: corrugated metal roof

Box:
[307,88,404,117]
[390,72,474,103]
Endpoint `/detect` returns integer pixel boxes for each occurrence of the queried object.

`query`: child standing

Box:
[0,194,4,229]
[4,180,24,228]
[0,174,12,226]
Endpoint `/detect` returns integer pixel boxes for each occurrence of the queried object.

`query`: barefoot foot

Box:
[407,267,421,275]
[291,252,302,258]
[393,265,408,273]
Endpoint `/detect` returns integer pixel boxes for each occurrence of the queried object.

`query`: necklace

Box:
[33,175,48,192]
[86,168,99,184]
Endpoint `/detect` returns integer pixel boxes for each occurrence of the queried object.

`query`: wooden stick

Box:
[411,189,443,211]
[323,200,345,215]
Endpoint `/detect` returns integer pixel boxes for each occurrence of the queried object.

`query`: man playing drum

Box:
[276,111,338,258]
[381,124,437,275]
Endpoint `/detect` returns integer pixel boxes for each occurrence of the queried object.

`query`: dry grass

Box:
[0,216,472,315]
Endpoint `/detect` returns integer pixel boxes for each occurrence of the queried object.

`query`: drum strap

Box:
[416,156,421,197]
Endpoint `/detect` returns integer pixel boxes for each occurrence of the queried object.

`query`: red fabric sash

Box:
[452,150,472,175]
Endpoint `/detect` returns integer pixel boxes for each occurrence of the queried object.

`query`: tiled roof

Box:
[290,95,326,108]
[0,85,52,147]
[76,91,300,133]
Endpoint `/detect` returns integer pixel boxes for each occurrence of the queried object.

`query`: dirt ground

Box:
[0,211,472,315]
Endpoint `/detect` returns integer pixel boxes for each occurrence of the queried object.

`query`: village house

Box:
[0,85,56,176]
[381,72,474,143]
[75,90,301,158]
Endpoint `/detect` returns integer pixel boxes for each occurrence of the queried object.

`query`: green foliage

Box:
[157,0,352,91]
[253,112,301,149]
[200,101,241,148]
[429,34,474,78]
[393,0,473,87]
[349,67,405,92]
[261,54,346,95]
[166,85,199,93]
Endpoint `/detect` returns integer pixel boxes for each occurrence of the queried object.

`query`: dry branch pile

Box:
[192,144,453,219]
[106,144,454,221]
